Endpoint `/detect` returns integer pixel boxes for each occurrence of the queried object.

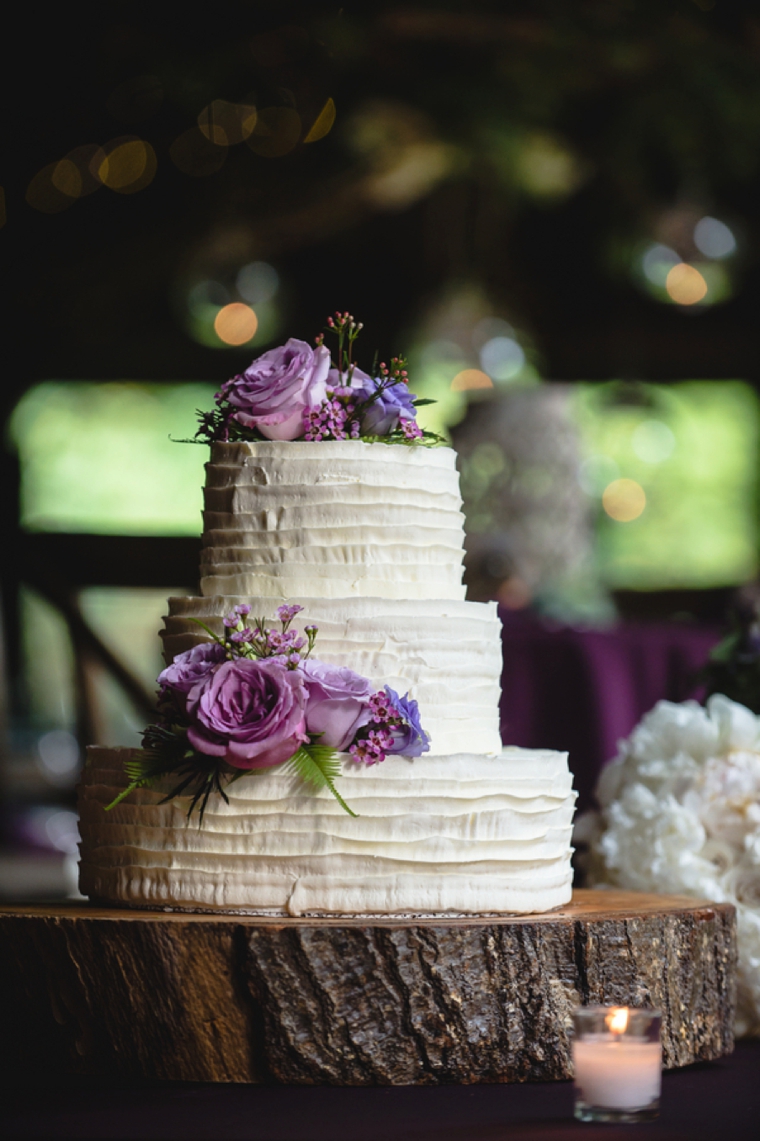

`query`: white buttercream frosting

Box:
[198,441,466,599]
[77,439,576,915]
[79,747,575,916]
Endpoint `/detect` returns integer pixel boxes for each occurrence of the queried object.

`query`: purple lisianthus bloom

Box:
[384,686,430,757]
[224,339,330,441]
[158,641,226,696]
[300,658,375,750]
[344,369,418,436]
[186,658,308,769]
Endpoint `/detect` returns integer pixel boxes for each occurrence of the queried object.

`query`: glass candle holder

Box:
[572,1006,662,1124]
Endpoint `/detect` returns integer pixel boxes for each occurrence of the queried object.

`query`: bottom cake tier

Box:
[78,747,576,916]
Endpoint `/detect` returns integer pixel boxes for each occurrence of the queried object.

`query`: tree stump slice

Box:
[0,890,736,1086]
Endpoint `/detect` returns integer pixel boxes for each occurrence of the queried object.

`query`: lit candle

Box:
[572,1006,662,1123]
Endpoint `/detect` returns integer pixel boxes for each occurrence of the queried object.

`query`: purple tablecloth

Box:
[2,1042,758,1139]
[499,610,721,812]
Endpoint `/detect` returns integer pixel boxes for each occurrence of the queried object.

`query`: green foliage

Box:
[702,604,760,714]
[287,745,357,816]
[572,381,759,590]
[105,724,230,826]
[107,732,357,823]
[9,382,216,535]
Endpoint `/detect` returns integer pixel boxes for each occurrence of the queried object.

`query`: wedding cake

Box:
[78,319,576,916]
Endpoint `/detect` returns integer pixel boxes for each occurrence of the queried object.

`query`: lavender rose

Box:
[186,658,307,769]
[384,687,430,757]
[158,642,226,696]
[224,338,330,441]
[301,659,375,750]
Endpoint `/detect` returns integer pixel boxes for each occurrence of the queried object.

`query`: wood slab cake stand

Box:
[0,890,735,1085]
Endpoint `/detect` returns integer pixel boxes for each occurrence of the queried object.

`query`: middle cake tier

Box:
[163,596,504,757]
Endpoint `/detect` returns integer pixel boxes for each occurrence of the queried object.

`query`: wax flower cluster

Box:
[195,312,437,446]
[107,604,429,822]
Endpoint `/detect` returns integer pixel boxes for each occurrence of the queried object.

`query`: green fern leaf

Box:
[287,746,357,817]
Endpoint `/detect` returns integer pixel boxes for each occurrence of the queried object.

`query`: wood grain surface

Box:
[0,890,736,1085]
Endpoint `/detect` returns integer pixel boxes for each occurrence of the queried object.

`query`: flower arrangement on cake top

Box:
[194,311,441,445]
[107,605,429,822]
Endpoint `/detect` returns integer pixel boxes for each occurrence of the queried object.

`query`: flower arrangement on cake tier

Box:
[577,693,760,1037]
[194,310,441,446]
[107,605,430,822]
[107,314,437,821]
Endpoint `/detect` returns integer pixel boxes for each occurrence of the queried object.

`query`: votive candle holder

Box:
[572,1006,662,1124]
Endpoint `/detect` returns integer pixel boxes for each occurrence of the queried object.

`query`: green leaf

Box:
[187,617,226,646]
[104,778,150,811]
[412,397,436,406]
[287,745,357,817]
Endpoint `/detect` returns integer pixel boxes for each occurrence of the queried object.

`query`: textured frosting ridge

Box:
[199,441,466,599]
[78,439,576,915]
[79,747,575,916]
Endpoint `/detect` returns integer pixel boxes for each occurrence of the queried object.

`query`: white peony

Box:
[579,694,760,1037]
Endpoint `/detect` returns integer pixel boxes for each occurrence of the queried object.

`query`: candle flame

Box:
[606,1007,629,1034]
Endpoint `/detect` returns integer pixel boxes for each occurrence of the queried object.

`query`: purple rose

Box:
[347,371,418,436]
[224,339,330,441]
[186,658,307,769]
[384,687,430,757]
[158,642,226,696]
[301,659,375,750]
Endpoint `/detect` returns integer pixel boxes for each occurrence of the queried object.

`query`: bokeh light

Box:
[188,280,230,314]
[246,107,301,157]
[26,148,108,212]
[450,369,494,392]
[214,303,258,345]
[26,163,77,213]
[641,244,680,287]
[170,129,227,177]
[602,478,646,522]
[67,145,106,196]
[304,97,336,143]
[665,263,708,305]
[198,100,257,146]
[236,261,279,305]
[694,216,736,259]
[98,138,157,194]
[479,336,525,381]
[472,317,515,350]
[51,159,82,199]
[37,729,80,783]
[631,419,676,464]
[181,268,282,350]
[513,132,588,199]
[577,454,620,496]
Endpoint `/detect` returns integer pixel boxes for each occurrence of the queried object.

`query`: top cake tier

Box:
[200,440,466,601]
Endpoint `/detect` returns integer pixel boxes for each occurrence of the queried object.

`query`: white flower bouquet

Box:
[577,694,760,1036]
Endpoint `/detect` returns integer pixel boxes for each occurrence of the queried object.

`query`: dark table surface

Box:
[2,1040,758,1141]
